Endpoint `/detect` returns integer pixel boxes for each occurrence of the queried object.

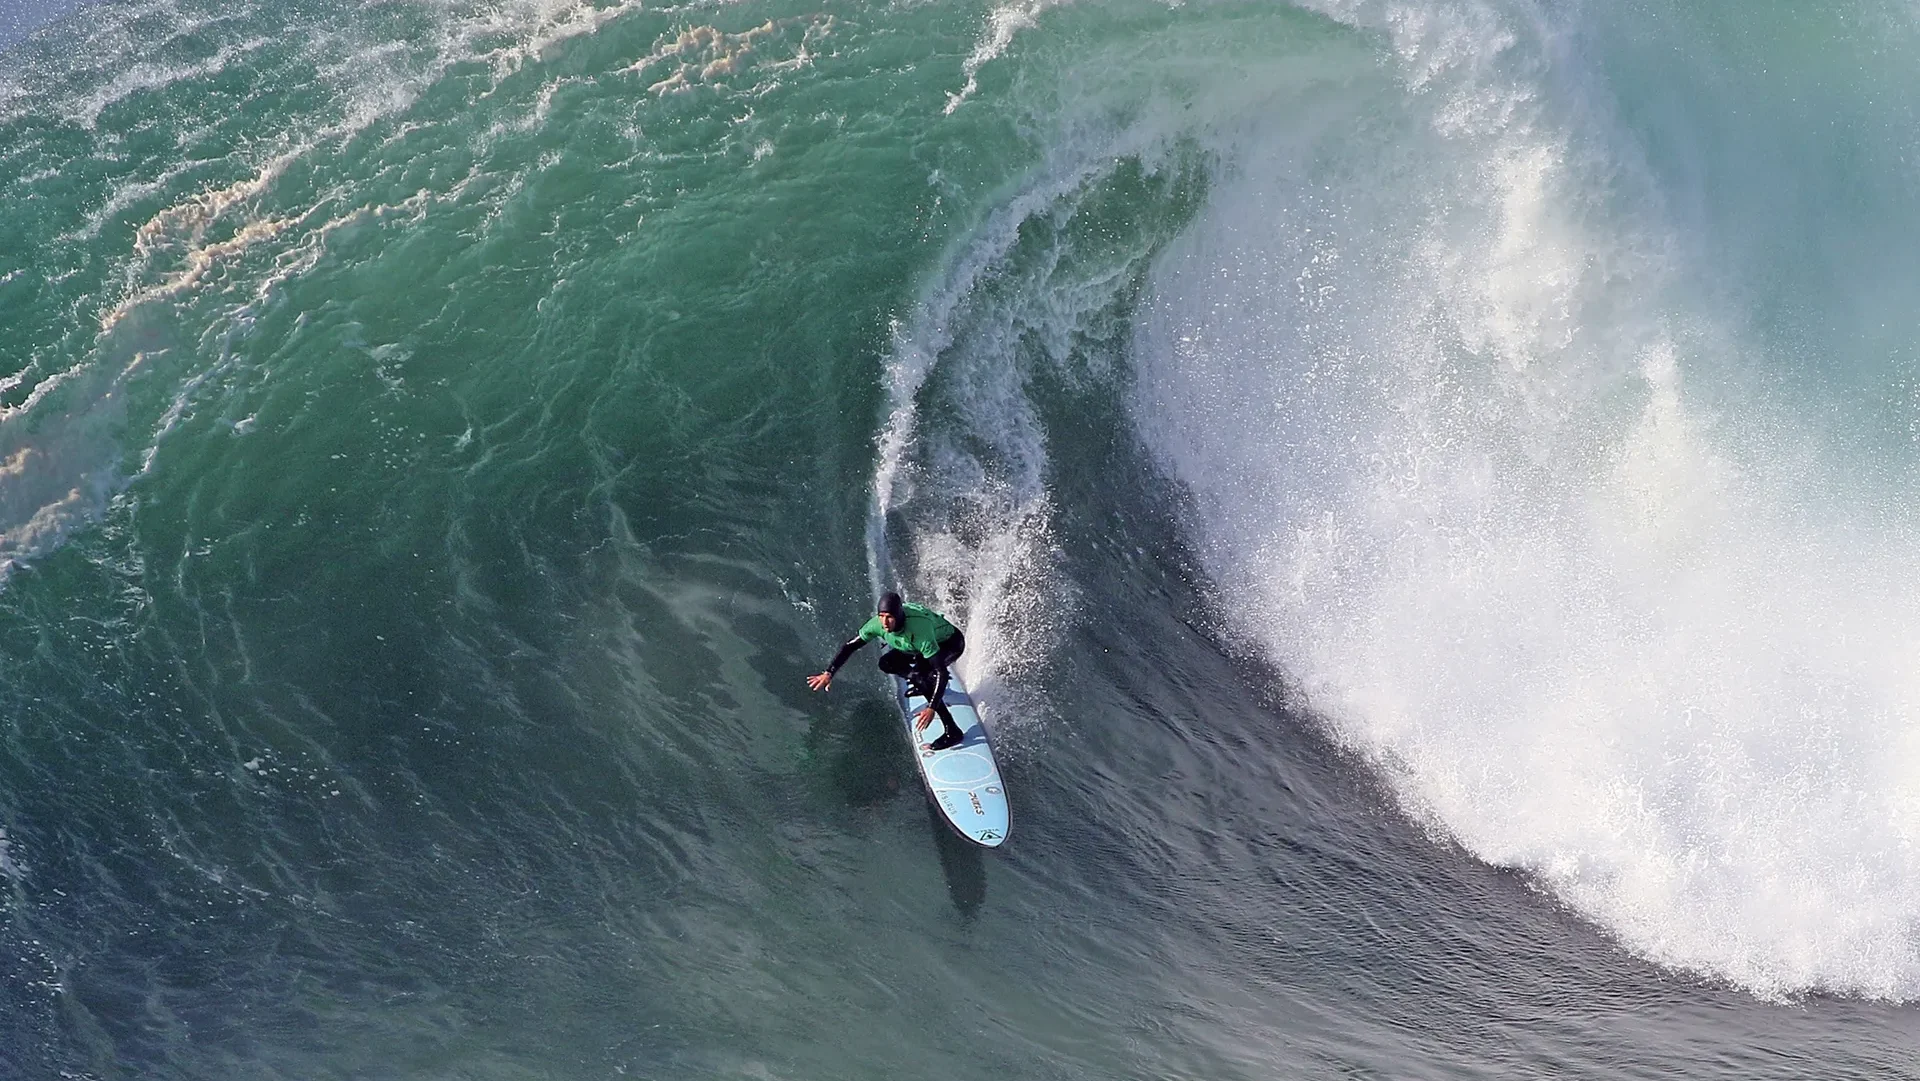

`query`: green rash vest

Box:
[855,602,957,658]
[825,602,958,676]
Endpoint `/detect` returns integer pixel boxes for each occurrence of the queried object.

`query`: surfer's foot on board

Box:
[926,729,964,752]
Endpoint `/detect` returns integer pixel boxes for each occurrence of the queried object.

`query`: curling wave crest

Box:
[1134,0,1920,1000]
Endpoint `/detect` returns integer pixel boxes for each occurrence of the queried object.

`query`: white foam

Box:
[0,826,22,886]
[65,36,270,129]
[945,0,1066,114]
[1133,0,1920,1000]
[617,15,832,97]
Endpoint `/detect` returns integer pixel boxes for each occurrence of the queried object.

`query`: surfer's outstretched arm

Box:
[807,637,867,690]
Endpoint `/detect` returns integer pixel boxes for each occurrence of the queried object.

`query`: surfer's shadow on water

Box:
[801,694,990,919]
[804,696,913,810]
[927,800,987,921]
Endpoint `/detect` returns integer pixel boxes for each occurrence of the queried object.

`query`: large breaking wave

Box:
[1134,0,1920,1000]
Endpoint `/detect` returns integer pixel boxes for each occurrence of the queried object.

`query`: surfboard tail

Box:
[895,674,1010,848]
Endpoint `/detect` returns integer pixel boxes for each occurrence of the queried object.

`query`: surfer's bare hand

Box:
[914,707,935,730]
[807,672,833,691]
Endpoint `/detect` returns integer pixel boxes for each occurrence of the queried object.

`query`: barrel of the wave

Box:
[894,672,1009,847]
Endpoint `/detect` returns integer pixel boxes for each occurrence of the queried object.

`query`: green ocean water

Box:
[8,0,1920,1077]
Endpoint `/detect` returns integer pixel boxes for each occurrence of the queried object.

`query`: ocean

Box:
[5,0,1920,1076]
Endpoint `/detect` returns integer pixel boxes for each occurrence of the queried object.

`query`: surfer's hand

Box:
[807,672,833,691]
[914,707,935,730]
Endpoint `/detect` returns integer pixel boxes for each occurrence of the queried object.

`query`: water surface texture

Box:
[6,0,1920,1077]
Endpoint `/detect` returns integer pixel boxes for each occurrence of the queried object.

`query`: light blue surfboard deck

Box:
[894,672,1009,848]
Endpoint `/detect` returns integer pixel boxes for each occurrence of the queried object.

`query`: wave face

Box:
[6,0,1920,1077]
[1135,0,1920,1000]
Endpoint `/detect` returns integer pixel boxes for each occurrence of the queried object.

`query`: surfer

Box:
[807,591,968,751]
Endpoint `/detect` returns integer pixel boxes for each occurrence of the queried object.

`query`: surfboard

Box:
[894,672,1009,848]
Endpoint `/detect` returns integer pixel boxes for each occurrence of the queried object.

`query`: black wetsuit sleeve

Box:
[825,637,866,675]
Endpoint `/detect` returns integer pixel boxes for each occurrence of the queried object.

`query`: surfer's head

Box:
[877,591,905,631]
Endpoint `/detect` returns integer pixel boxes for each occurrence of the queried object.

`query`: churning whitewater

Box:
[6,0,1920,1077]
[1134,1,1920,1000]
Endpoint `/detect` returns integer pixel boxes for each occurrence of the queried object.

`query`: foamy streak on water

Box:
[69,36,274,129]
[0,351,150,582]
[0,826,23,890]
[945,0,1067,114]
[99,151,313,332]
[1135,0,1920,1000]
[622,17,832,96]
[138,189,439,478]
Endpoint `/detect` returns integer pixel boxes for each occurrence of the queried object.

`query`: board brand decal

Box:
[968,790,984,815]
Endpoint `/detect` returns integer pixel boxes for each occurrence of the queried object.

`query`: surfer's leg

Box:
[879,649,956,743]
[911,657,965,749]
[914,632,964,702]
[924,696,964,750]
[902,658,933,699]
